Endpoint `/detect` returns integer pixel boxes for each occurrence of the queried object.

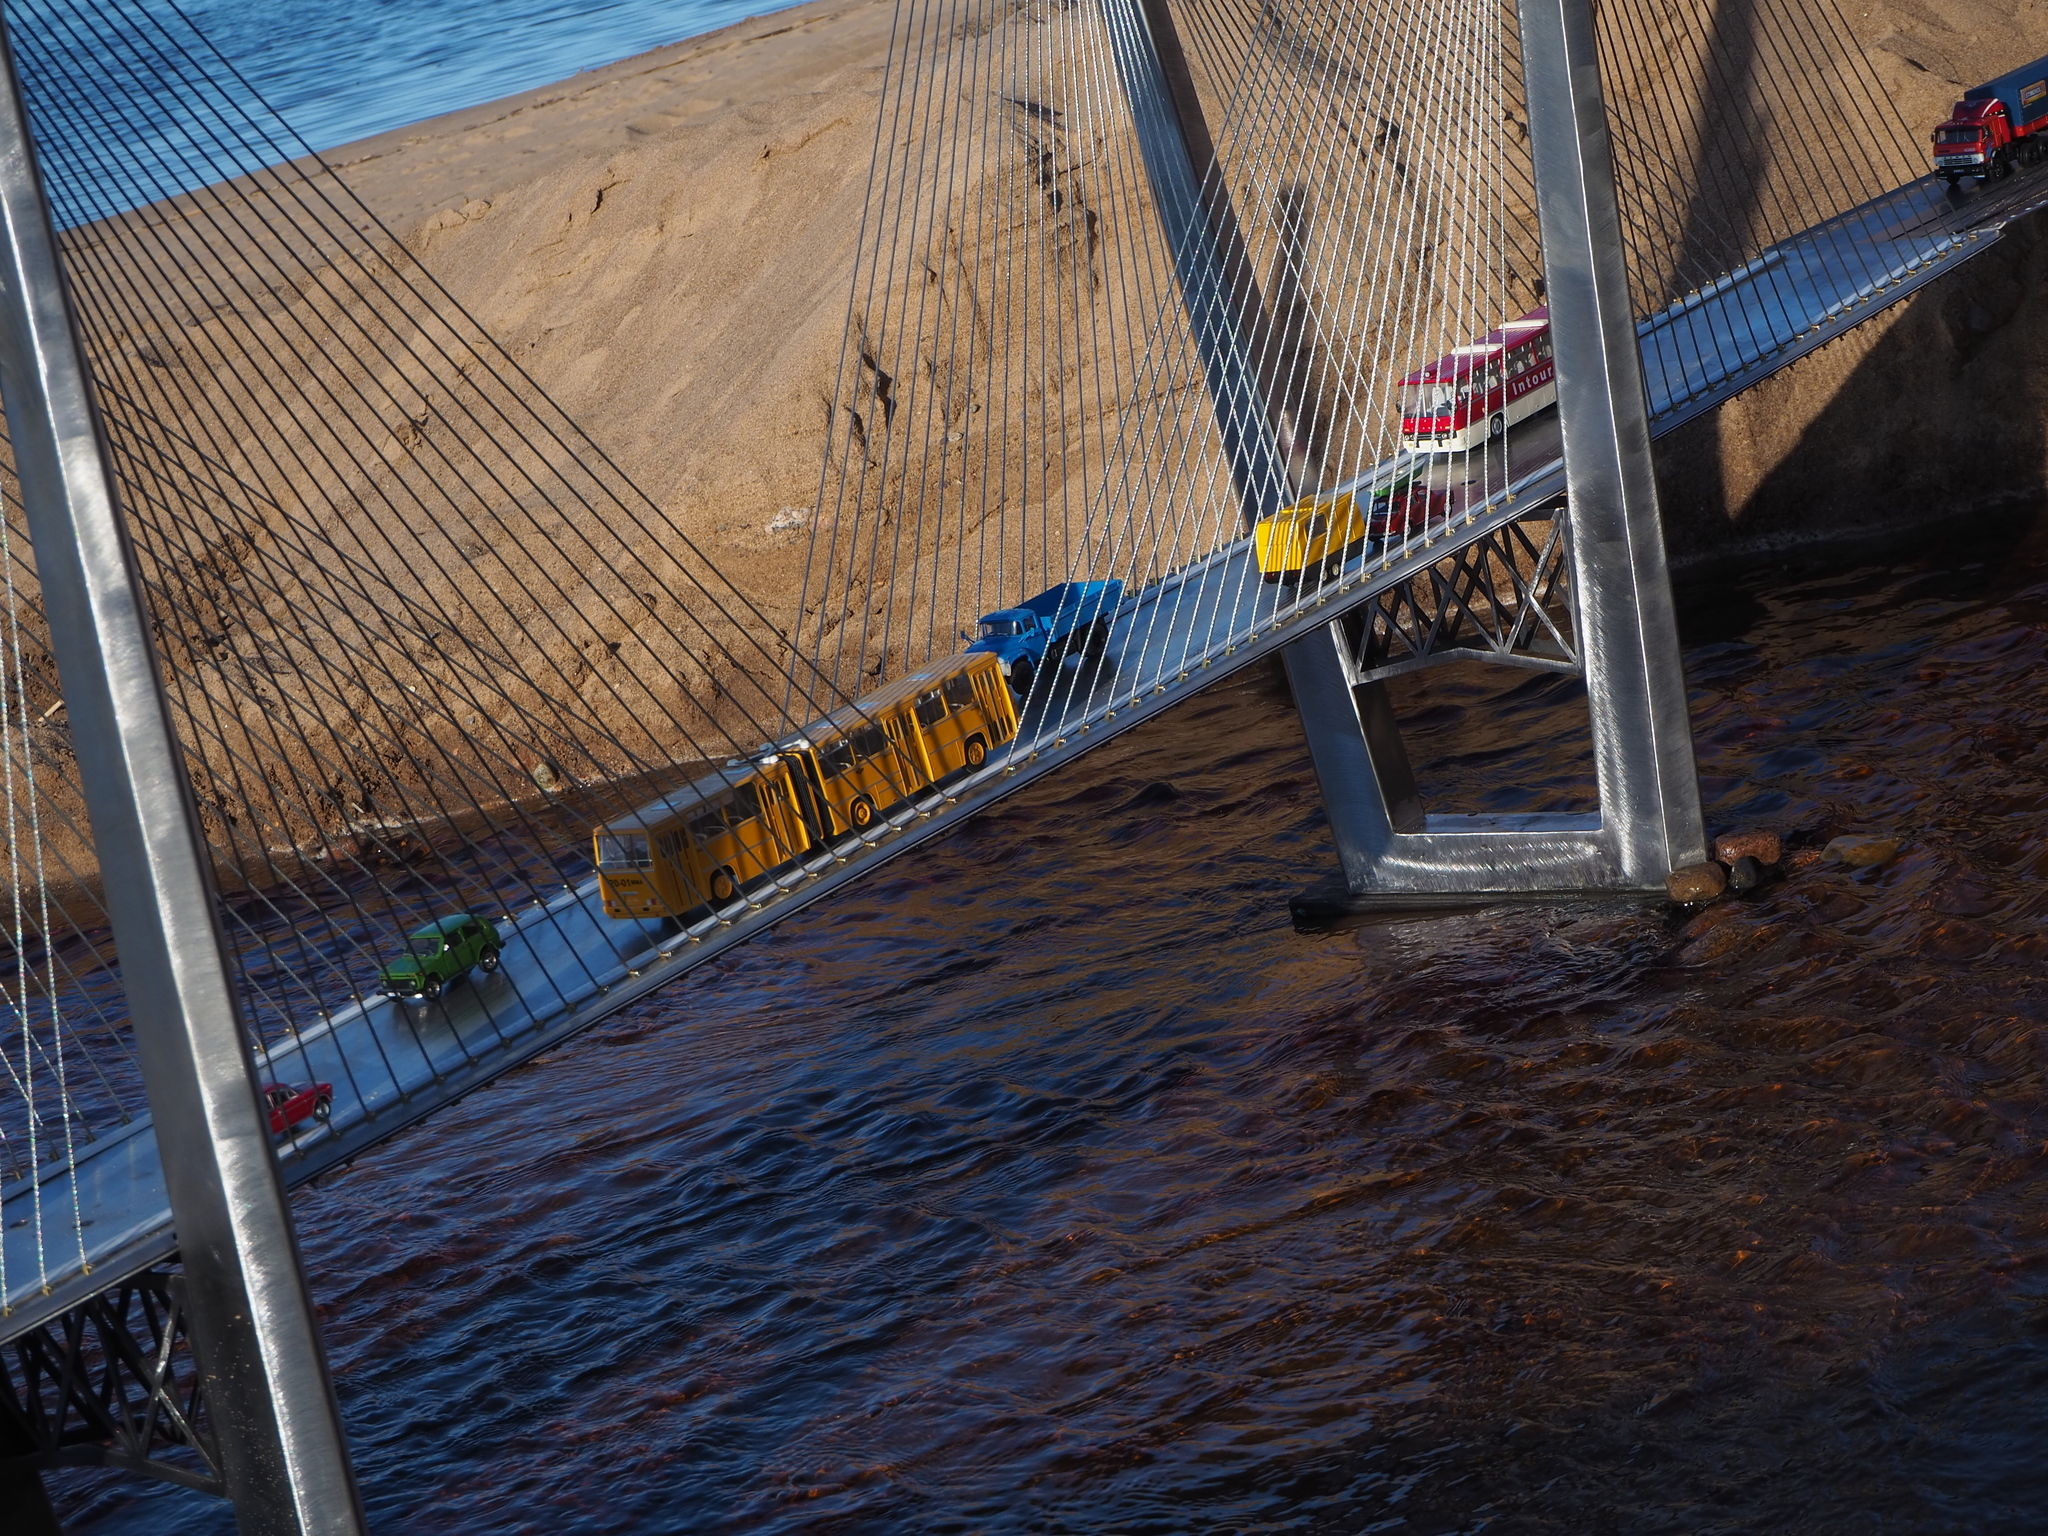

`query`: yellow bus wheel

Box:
[964,734,987,769]
[711,868,738,903]
[850,796,876,829]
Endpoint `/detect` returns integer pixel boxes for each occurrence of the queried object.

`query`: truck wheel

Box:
[849,795,876,829]
[420,976,443,1002]
[1011,658,1036,698]
[964,734,988,769]
[1086,619,1110,657]
[1488,411,1506,439]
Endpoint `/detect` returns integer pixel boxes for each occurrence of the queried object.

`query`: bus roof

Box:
[1398,306,1549,385]
[816,651,995,733]
[599,760,761,833]
[600,650,1002,834]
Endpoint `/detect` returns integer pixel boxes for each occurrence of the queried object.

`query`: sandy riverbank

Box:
[318,0,904,601]
[315,0,2048,570]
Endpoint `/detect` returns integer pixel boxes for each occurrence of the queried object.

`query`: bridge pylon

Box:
[0,11,365,1530]
[1105,0,1706,909]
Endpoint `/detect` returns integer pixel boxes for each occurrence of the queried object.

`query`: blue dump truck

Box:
[966,580,1123,699]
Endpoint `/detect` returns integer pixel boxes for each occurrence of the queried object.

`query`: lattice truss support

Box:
[0,1267,221,1496]
[1344,501,1576,686]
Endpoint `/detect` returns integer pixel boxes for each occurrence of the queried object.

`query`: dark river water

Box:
[60,504,2048,1534]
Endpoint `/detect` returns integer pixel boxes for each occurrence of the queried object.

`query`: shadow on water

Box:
[57,499,2048,1534]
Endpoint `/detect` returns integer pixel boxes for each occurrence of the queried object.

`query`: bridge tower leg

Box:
[1103,0,1705,907]
[0,16,365,1534]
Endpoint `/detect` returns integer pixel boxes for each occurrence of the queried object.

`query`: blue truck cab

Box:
[966,579,1123,698]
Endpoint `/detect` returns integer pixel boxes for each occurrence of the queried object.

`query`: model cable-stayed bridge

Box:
[1,0,2042,1524]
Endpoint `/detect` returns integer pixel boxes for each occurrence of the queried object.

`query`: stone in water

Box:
[1667,862,1728,904]
[1822,834,1899,868]
[1714,828,1780,866]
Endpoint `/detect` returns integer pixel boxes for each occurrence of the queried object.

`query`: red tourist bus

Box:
[1398,307,1556,454]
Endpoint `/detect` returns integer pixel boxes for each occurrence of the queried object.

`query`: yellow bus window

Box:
[597,831,650,869]
[852,723,886,759]
[942,672,976,709]
[914,691,947,728]
[819,739,854,777]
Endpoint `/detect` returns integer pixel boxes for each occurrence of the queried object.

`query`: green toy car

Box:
[378,914,502,1001]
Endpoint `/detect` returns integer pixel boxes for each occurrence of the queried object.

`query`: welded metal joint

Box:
[1,1268,223,1496]
[1342,507,1579,687]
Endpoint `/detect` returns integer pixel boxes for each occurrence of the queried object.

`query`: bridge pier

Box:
[1103,0,1704,909]
[1288,0,1704,911]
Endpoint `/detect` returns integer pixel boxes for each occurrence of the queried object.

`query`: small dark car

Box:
[263,1081,332,1135]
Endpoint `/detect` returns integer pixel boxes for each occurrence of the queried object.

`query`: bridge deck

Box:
[6,169,2045,1342]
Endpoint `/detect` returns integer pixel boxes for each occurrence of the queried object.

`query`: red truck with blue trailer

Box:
[1932,54,2048,184]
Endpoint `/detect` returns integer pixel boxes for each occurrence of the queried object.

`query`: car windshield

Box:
[980,619,1026,637]
[1399,382,1457,415]
[1935,127,1981,144]
[596,831,652,869]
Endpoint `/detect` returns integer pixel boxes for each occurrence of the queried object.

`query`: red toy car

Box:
[1370,482,1450,539]
[262,1081,333,1135]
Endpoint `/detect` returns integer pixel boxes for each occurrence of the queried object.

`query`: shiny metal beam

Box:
[0,18,364,1534]
[1286,0,1707,905]
[1095,0,1450,898]
[1097,0,1291,524]
[1526,0,1704,881]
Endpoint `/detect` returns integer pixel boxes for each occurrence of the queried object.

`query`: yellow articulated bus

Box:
[596,649,1018,920]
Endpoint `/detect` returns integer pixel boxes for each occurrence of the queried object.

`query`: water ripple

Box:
[63,512,2048,1534]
